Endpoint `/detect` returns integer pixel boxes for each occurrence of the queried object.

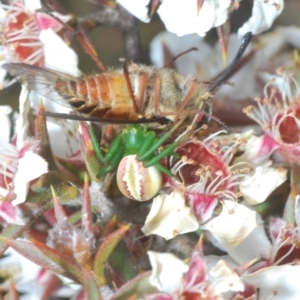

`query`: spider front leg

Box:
[137,118,185,177]
[88,125,125,179]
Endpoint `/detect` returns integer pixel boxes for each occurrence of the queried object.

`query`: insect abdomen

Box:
[54,71,137,120]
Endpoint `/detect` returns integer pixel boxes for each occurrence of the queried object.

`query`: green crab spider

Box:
[88,121,184,201]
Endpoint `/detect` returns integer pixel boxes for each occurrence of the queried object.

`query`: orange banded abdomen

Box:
[54,70,139,121]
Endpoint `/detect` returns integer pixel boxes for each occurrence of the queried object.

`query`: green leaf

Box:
[93,224,130,286]
[109,241,136,285]
[84,271,102,300]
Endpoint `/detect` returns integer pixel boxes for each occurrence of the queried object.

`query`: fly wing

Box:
[3,63,78,108]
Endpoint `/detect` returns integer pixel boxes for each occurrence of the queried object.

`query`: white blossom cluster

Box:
[2,0,300,299]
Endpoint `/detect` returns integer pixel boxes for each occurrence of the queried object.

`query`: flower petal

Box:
[204,204,272,265]
[24,0,42,13]
[202,200,258,247]
[234,134,278,166]
[157,0,232,37]
[36,12,71,31]
[142,191,199,240]
[147,251,188,294]
[0,200,25,224]
[242,265,300,300]
[0,105,12,142]
[240,161,287,205]
[39,29,80,76]
[12,151,48,205]
[117,0,151,23]
[209,260,244,294]
[238,0,284,37]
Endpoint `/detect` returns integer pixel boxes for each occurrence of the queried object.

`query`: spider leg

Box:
[143,141,179,168]
[154,163,174,177]
[137,132,156,157]
[93,134,125,178]
[88,124,105,162]
[138,117,185,161]
[96,148,124,178]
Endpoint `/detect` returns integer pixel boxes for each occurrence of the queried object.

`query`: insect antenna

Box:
[208,31,253,93]
[38,9,108,72]
[192,32,253,131]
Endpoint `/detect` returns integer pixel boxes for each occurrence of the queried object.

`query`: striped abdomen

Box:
[54,70,142,121]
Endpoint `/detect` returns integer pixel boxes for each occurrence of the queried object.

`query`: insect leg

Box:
[174,77,198,122]
[136,72,147,111]
[121,60,140,114]
[153,75,199,122]
[163,47,198,68]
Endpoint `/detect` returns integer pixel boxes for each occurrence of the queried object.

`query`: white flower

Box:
[142,191,199,240]
[0,0,75,87]
[0,86,48,205]
[118,0,285,37]
[233,133,287,205]
[238,0,284,37]
[147,250,243,298]
[157,0,232,37]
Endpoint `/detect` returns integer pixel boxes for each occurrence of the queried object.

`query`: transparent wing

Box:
[3,63,79,108]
